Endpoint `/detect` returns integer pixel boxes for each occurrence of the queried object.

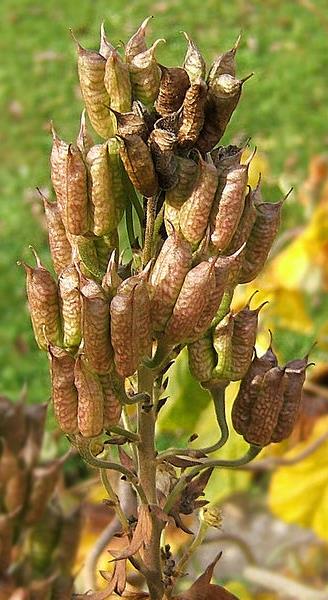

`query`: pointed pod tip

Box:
[232,31,242,53]
[240,72,254,85]
[29,245,43,268]
[69,28,84,52]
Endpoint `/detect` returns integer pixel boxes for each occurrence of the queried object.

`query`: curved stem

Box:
[125,196,135,249]
[100,469,130,532]
[107,425,139,442]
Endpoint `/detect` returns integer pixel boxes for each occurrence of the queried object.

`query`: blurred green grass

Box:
[0,0,327,402]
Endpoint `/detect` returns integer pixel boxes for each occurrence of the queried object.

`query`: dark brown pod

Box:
[245,366,286,446]
[271,356,309,442]
[41,194,72,276]
[230,297,267,381]
[177,79,207,149]
[148,128,178,190]
[4,467,28,513]
[188,334,216,382]
[110,106,149,141]
[165,156,198,208]
[225,184,257,255]
[207,33,241,84]
[118,133,159,198]
[48,346,78,434]
[80,278,113,374]
[99,373,122,428]
[155,65,190,116]
[75,355,104,437]
[24,460,61,525]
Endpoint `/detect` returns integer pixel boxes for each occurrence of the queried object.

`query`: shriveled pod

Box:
[182,32,206,83]
[110,106,149,141]
[125,16,153,63]
[225,185,257,255]
[150,229,192,332]
[230,296,267,381]
[80,278,113,374]
[41,193,72,276]
[76,109,94,158]
[104,47,132,113]
[207,33,241,84]
[118,133,158,197]
[65,144,89,236]
[180,153,218,245]
[156,111,181,134]
[95,231,119,273]
[245,366,286,446]
[148,127,178,190]
[155,65,190,116]
[128,38,164,104]
[58,265,81,348]
[50,125,69,218]
[110,269,152,377]
[99,22,116,59]
[48,346,78,434]
[99,373,122,428]
[75,355,104,438]
[20,249,61,350]
[271,356,309,443]
[212,312,234,380]
[165,156,198,209]
[164,202,181,234]
[76,42,115,139]
[177,79,207,149]
[24,460,62,525]
[188,334,216,383]
[74,235,103,280]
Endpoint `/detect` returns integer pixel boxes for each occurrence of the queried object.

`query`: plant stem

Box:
[100,469,130,532]
[142,195,157,266]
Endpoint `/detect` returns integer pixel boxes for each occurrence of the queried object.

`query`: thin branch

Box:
[100,469,130,532]
[174,520,208,579]
[107,425,140,442]
[84,514,121,591]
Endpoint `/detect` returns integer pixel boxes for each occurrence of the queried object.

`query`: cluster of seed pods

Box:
[22,17,307,447]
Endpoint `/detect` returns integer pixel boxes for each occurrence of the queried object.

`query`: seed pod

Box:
[0,514,14,573]
[76,42,115,139]
[156,111,181,134]
[102,251,122,298]
[76,109,94,157]
[110,270,151,377]
[24,460,61,525]
[99,22,116,59]
[149,128,178,190]
[225,185,257,255]
[230,297,267,381]
[50,125,69,217]
[155,65,190,116]
[75,356,104,437]
[245,366,286,446]
[41,194,72,276]
[188,335,216,382]
[177,79,207,149]
[212,313,234,380]
[48,346,78,434]
[180,153,218,245]
[118,134,158,197]
[165,156,198,208]
[4,468,27,513]
[73,235,102,280]
[150,230,192,332]
[111,106,149,140]
[125,16,153,63]
[182,32,206,83]
[58,265,81,348]
[81,278,113,374]
[164,202,181,234]
[95,231,119,274]
[55,508,82,571]
[65,144,89,235]
[104,48,132,113]
[271,356,309,443]
[99,373,122,428]
[129,39,164,106]
[207,33,241,84]
[30,505,61,572]
[21,250,61,350]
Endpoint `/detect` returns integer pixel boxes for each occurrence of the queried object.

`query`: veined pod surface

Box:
[212,312,234,380]
[42,195,72,276]
[66,144,89,236]
[80,278,113,374]
[188,334,216,382]
[76,43,116,139]
[164,202,181,235]
[118,133,158,198]
[95,231,119,273]
[58,265,81,348]
[207,33,241,84]
[150,230,192,332]
[111,106,149,140]
[177,79,207,149]
[75,356,104,438]
[104,48,132,113]
[230,299,266,381]
[180,153,218,245]
[50,126,69,218]
[245,366,285,446]
[129,39,164,106]
[74,235,103,280]
[155,65,190,116]
[148,128,178,190]
[48,346,78,434]
[165,156,198,209]
[271,357,309,443]
[225,185,257,255]
[182,32,206,83]
[99,373,122,428]
[125,16,153,63]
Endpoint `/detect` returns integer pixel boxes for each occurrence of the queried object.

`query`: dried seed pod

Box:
[207,33,241,84]
[129,39,164,106]
[118,133,158,197]
[50,125,69,218]
[150,230,192,332]
[125,16,153,63]
[0,513,14,573]
[48,346,78,434]
[180,153,218,245]
[182,32,206,83]
[75,355,104,437]
[65,144,89,235]
[95,231,119,273]
[24,460,62,525]
[102,251,122,298]
[99,373,122,428]
[245,366,286,446]
[99,22,116,59]
[41,194,72,276]
[74,235,103,280]
[165,156,198,208]
[4,468,28,513]
[110,270,151,377]
[188,335,216,382]
[230,297,267,381]
[148,128,178,190]
[177,79,207,149]
[76,42,115,139]
[76,109,94,157]
[212,313,234,380]
[155,65,190,116]
[225,185,257,255]
[80,278,113,374]
[111,106,149,140]
[271,356,309,443]
[104,48,132,113]
[156,111,181,134]
[30,505,62,572]
[20,250,61,350]
[164,202,181,234]
[58,265,81,348]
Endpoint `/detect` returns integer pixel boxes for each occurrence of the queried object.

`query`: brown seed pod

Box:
[24,460,62,525]
[4,467,27,514]
[0,513,14,573]
[164,202,181,234]
[99,22,116,59]
[99,373,122,428]
[148,128,178,190]
[66,144,89,236]
[118,133,158,198]
[41,193,72,276]
[129,39,165,106]
[156,110,181,134]
[150,230,192,332]
[48,346,78,434]
[76,109,94,157]
[245,366,286,446]
[180,153,218,245]
[104,48,132,113]
[271,356,309,443]
[155,65,190,116]
[125,16,153,63]
[177,79,207,150]
[76,42,116,139]
[207,33,241,84]
[225,185,257,255]
[75,355,104,437]
[230,296,267,381]
[110,106,149,141]
[182,32,206,83]
[188,334,216,382]
[50,125,69,218]
[212,312,234,380]
[165,156,198,209]
[58,265,81,348]
[20,249,61,350]
[80,278,113,374]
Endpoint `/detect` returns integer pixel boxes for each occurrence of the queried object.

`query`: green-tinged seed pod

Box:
[245,366,285,446]
[95,231,119,273]
[155,65,190,116]
[80,278,113,374]
[102,251,122,298]
[207,33,241,84]
[76,109,94,157]
[75,355,104,437]
[24,460,62,526]
[74,235,103,280]
[104,48,132,113]
[59,265,81,348]
[230,298,267,381]
[129,39,165,106]
[50,125,69,218]
[125,16,153,63]
[65,144,89,235]
[110,106,149,140]
[188,335,216,382]
[165,156,198,208]
[110,270,151,377]
[21,250,61,350]
[30,506,61,573]
[164,202,181,234]
[76,42,116,139]
[182,32,206,83]
[48,346,78,434]
[99,22,115,59]
[214,288,234,326]
[150,230,192,332]
[149,128,178,190]
[177,79,207,149]
[180,153,218,245]
[225,185,257,255]
[41,194,72,276]
[271,357,309,443]
[0,514,14,573]
[99,373,122,427]
[118,133,158,197]
[212,312,234,379]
